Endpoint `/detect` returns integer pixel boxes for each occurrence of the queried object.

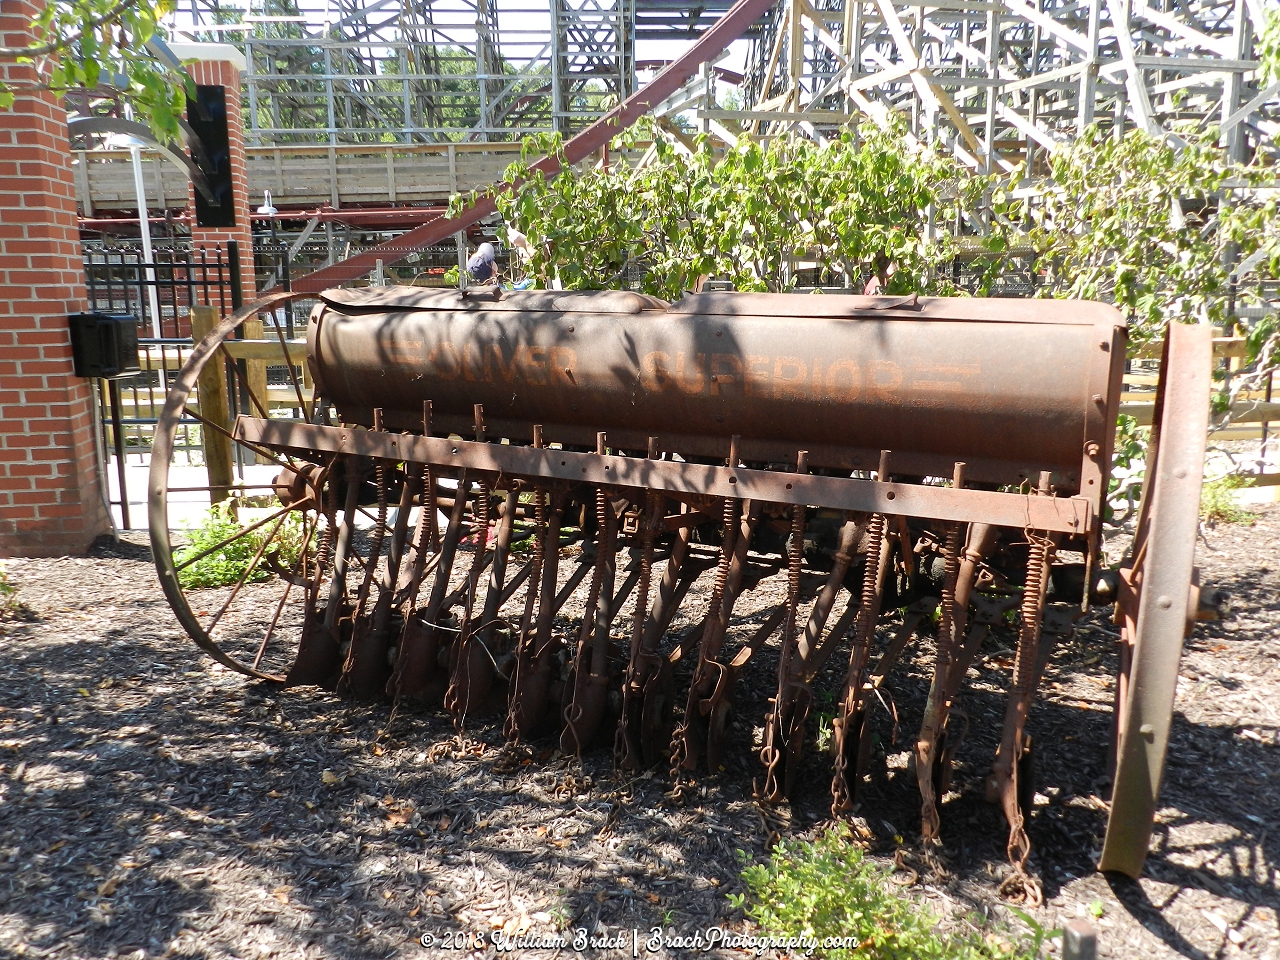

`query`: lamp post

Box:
[104,127,162,338]
[257,191,280,285]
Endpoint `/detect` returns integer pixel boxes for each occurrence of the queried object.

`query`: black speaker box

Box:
[68,312,141,379]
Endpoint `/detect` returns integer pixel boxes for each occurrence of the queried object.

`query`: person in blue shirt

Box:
[466,242,497,283]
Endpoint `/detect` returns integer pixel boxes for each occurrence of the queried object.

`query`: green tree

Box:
[1260,5,1280,85]
[455,118,1278,401]
[0,0,188,142]
[1005,126,1279,346]
[471,119,980,299]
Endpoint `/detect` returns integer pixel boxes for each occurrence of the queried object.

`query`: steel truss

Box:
[729,0,1275,167]
[175,0,641,143]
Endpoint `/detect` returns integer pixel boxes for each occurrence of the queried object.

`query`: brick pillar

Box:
[186,56,256,311]
[0,0,111,556]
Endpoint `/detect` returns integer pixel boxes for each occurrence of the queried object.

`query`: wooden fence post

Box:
[240,317,271,464]
[190,306,234,503]
[240,317,270,413]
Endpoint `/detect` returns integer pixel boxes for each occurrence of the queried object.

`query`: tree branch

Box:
[0,0,139,61]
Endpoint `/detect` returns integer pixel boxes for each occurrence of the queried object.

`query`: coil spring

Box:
[376,461,388,522]
[706,496,736,626]
[532,489,547,568]
[1001,532,1052,881]
[394,463,436,617]
[570,487,610,680]
[353,460,388,619]
[422,463,437,549]
[595,485,608,547]
[312,477,340,593]
[1013,534,1051,695]
[784,505,804,647]
[524,489,548,632]
[830,513,886,813]
[583,485,609,629]
[630,493,656,664]
[938,524,962,668]
[471,482,492,610]
[475,483,491,545]
[857,515,885,645]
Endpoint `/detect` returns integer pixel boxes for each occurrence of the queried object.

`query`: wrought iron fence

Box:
[83,242,245,338]
[87,241,247,528]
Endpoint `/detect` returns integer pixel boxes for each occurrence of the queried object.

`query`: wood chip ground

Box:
[0,507,1276,959]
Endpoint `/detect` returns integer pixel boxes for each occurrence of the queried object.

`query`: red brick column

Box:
[0,0,111,556]
[187,58,256,310]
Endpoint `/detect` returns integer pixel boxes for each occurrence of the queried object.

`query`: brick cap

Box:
[166,42,247,72]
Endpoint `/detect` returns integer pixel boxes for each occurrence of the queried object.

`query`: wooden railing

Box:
[77,141,530,213]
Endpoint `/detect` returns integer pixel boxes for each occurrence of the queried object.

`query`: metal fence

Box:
[83,242,245,338]
[87,242,247,528]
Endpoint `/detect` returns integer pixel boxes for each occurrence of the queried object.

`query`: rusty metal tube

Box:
[308,289,1125,493]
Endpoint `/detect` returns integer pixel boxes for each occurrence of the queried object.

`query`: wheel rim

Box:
[1098,322,1212,877]
[150,293,337,681]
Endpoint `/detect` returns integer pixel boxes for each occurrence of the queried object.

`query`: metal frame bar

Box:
[236,416,1094,534]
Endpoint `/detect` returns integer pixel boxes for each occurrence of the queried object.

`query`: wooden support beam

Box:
[190,306,234,503]
[1119,400,1280,428]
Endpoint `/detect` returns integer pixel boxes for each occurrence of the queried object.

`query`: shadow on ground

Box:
[0,527,1276,959]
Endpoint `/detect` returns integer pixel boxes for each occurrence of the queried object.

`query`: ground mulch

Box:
[0,506,1276,959]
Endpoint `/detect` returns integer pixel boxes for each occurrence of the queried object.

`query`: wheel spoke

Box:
[219,342,270,419]
[251,515,320,672]
[175,505,295,573]
[205,511,291,634]
[181,406,297,475]
[271,319,312,421]
[253,577,295,672]
[217,341,303,471]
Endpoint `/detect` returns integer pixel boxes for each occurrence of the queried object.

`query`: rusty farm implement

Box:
[150,287,1210,883]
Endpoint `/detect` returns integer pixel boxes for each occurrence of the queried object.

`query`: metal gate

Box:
[87,242,245,529]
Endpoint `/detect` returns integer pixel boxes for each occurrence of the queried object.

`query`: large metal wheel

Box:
[149,293,340,681]
[1099,321,1212,877]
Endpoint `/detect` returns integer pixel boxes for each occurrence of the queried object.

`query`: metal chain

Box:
[616,490,656,766]
[919,521,962,841]
[669,494,736,795]
[760,501,805,802]
[505,487,547,743]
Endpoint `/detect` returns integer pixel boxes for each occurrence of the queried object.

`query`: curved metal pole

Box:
[68,116,218,203]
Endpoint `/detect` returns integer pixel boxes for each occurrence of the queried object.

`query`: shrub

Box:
[175,500,310,590]
[0,565,16,617]
[1201,474,1257,526]
[1106,413,1149,526]
[732,825,1052,959]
